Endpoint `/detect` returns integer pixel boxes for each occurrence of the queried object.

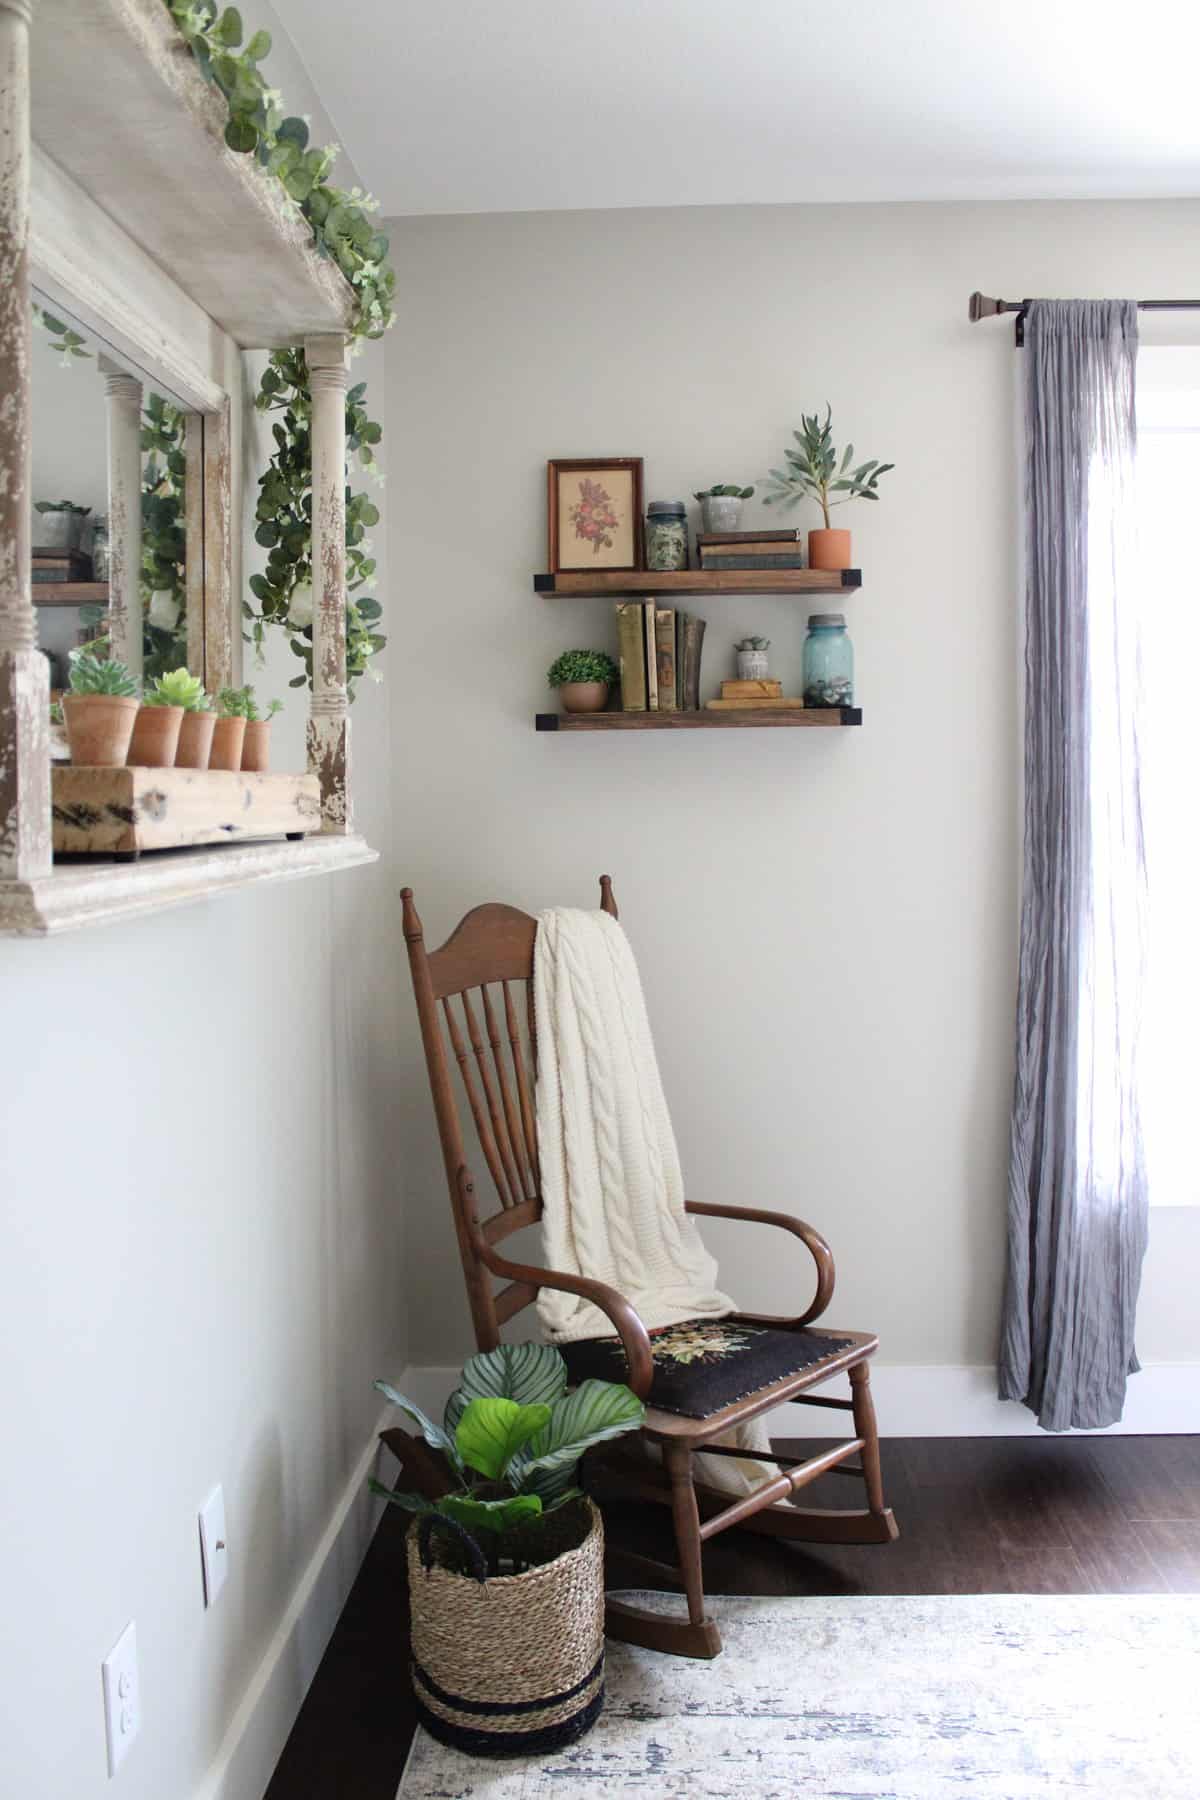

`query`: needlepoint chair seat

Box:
[561,1320,856,1419]
[390,875,898,1661]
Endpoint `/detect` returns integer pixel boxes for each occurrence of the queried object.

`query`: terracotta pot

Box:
[176,710,217,770]
[241,719,273,772]
[127,703,183,768]
[62,693,138,767]
[560,681,609,713]
[210,716,247,772]
[808,527,852,571]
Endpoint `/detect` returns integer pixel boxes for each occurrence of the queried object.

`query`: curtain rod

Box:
[969,291,1200,347]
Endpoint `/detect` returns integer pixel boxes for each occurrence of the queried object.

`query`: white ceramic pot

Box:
[701,495,744,534]
[35,509,86,553]
[737,650,769,680]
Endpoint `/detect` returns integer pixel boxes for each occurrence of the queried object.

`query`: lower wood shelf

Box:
[536,707,862,731]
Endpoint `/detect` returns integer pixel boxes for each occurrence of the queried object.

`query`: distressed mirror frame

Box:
[0,0,377,934]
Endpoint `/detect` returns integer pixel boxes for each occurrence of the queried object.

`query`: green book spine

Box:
[655,607,677,712]
[682,615,706,711]
[698,554,808,570]
[674,609,689,708]
[616,602,646,710]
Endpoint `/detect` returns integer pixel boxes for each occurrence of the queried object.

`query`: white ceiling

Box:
[275,0,1200,216]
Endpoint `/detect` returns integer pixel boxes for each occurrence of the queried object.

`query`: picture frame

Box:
[547,457,644,572]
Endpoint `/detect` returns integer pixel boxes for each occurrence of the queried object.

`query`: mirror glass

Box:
[30,300,192,717]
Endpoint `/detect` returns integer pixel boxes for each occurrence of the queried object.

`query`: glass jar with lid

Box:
[645,500,688,571]
[802,613,854,707]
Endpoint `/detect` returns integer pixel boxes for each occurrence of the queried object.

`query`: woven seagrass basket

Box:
[406,1497,605,1758]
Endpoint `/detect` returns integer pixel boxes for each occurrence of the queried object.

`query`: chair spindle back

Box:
[401,874,618,1349]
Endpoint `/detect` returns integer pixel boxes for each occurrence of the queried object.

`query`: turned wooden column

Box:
[305,333,351,833]
[102,359,144,680]
[0,0,50,882]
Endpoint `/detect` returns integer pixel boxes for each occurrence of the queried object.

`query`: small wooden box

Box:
[52,766,321,858]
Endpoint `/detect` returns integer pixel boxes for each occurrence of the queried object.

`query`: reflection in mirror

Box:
[30,304,192,749]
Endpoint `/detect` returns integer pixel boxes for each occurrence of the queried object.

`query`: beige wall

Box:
[385,197,1200,1375]
[0,14,407,1800]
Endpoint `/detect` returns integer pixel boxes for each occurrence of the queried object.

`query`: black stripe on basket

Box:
[414,1684,604,1759]
[411,1651,604,1718]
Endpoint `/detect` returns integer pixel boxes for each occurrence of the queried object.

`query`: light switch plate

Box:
[198,1485,228,1607]
[101,1620,139,1777]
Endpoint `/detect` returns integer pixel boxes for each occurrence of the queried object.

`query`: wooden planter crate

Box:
[52,766,320,859]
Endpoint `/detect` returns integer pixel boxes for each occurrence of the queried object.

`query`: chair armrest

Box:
[685,1200,835,1327]
[476,1238,655,1400]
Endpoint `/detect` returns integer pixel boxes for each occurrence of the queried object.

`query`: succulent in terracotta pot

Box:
[211,685,251,772]
[547,649,619,714]
[168,670,219,771]
[239,690,284,773]
[127,666,205,768]
[61,653,139,767]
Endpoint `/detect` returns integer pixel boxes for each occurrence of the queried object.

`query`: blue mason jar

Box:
[803,613,854,707]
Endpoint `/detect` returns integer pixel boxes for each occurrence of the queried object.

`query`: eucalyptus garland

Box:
[165,1,394,692]
[249,349,384,697]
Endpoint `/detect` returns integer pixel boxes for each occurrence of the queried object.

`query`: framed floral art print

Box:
[547,457,644,572]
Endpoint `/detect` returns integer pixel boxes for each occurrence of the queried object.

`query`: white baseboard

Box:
[191,1406,392,1800]
[400,1362,1200,1439]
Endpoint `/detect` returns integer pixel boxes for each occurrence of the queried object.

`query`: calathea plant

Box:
[371,1343,644,1577]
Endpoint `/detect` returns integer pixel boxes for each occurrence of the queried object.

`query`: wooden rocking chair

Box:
[390,875,898,1659]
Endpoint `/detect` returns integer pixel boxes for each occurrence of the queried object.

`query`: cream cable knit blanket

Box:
[534,907,771,1492]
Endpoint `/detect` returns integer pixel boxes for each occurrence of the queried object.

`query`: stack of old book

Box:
[705,679,804,713]
[615,600,706,712]
[32,548,92,585]
[697,528,805,570]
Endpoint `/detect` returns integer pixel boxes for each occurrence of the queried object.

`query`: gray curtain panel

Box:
[1000,299,1148,1432]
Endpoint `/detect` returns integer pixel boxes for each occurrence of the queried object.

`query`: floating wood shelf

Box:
[33,582,108,607]
[534,569,861,598]
[536,707,862,731]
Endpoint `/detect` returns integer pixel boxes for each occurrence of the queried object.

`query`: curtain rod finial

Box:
[969,291,1006,323]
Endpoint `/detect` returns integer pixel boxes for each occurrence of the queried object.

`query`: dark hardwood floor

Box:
[265,1434,1200,1800]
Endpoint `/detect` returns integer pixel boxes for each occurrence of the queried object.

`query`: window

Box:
[1136,348,1200,1205]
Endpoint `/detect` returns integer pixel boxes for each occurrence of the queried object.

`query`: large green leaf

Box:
[374,1379,462,1471]
[455,1397,551,1482]
[442,1492,542,1535]
[444,1343,567,1438]
[515,1380,645,1501]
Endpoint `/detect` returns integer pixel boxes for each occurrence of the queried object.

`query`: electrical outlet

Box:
[101,1621,139,1777]
[199,1484,228,1607]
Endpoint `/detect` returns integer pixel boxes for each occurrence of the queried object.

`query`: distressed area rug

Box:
[397,1592,1199,1798]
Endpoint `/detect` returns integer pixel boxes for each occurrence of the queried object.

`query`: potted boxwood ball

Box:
[547,649,619,714]
[62,653,139,766]
[371,1343,644,1757]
